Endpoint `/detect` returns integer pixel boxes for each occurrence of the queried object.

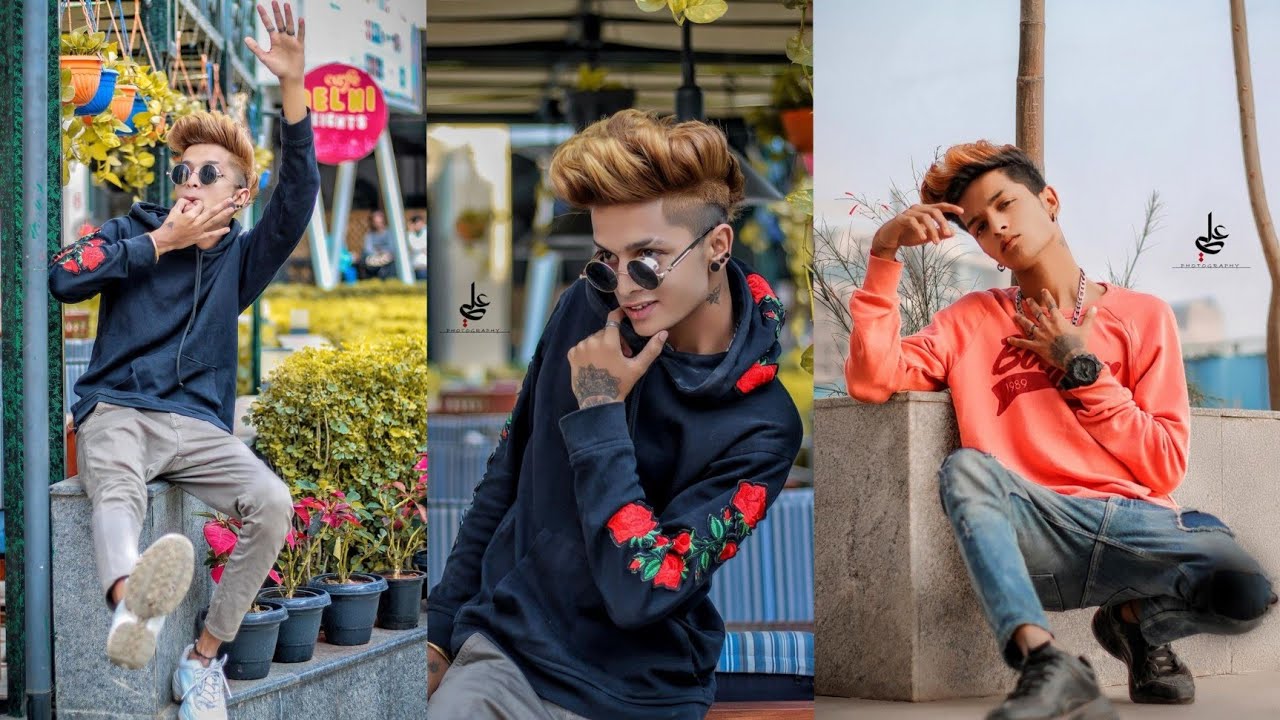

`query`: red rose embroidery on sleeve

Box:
[653,554,685,590]
[731,482,768,528]
[718,542,738,561]
[654,535,669,547]
[629,559,642,571]
[672,532,691,555]
[607,502,658,544]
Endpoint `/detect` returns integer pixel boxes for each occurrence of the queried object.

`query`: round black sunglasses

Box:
[581,223,720,293]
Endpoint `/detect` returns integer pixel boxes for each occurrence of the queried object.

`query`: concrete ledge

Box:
[211,616,426,720]
[815,393,1280,701]
[52,478,215,718]
[51,479,427,718]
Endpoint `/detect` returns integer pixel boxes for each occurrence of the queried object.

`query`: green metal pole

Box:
[144,0,173,207]
[1,0,64,713]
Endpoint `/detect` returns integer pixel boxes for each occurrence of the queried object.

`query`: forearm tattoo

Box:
[706,282,723,304]
[573,364,621,406]
[1049,334,1085,368]
[428,660,442,675]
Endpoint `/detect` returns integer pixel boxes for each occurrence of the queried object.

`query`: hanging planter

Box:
[74,67,118,116]
[780,108,813,153]
[564,64,635,129]
[110,84,137,123]
[59,29,114,106]
[117,94,149,136]
[61,56,105,105]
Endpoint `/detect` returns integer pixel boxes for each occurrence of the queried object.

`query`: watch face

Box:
[1071,355,1102,382]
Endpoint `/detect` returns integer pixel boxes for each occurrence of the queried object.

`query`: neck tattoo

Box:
[706,282,723,305]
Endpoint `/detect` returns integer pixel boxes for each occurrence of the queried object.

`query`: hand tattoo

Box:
[428,660,441,674]
[1049,334,1085,368]
[706,283,723,305]
[573,364,621,406]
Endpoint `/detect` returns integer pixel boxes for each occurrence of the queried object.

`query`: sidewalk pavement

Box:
[818,670,1280,719]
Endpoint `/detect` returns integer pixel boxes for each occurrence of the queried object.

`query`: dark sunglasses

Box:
[170,162,243,188]
[581,223,720,293]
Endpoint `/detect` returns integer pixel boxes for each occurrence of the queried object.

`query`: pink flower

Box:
[210,565,224,584]
[204,522,238,557]
[267,569,282,584]
[414,454,429,472]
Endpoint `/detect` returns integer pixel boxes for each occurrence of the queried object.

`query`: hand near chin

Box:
[567,308,667,409]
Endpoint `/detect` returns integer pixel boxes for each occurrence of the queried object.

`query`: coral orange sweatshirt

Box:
[845,254,1189,508]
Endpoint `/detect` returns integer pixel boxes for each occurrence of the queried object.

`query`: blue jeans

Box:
[938,448,1273,668]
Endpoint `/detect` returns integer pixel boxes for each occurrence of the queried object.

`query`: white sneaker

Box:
[105,533,194,669]
[172,645,230,720]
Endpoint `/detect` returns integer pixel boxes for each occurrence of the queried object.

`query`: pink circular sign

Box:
[304,63,389,165]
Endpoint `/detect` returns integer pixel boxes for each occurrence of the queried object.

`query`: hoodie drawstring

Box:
[175,250,203,386]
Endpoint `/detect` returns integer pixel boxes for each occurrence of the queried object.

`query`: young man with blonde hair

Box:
[427,109,802,719]
[48,3,318,717]
[846,140,1275,720]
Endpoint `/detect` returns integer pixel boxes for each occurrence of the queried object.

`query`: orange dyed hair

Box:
[548,109,745,232]
[166,111,258,198]
[920,140,1046,225]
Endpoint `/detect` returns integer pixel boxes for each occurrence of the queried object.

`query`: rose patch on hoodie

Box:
[607,481,769,591]
[50,233,108,275]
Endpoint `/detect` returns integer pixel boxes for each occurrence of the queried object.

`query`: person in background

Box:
[361,209,395,279]
[407,213,427,280]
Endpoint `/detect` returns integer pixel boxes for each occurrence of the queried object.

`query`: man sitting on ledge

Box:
[844,140,1276,720]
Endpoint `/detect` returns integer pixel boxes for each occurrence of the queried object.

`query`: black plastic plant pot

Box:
[308,573,388,646]
[413,550,429,598]
[219,600,288,680]
[565,88,636,129]
[372,570,426,630]
[257,586,331,663]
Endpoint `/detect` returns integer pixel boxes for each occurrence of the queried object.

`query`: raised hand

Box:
[567,308,667,409]
[871,202,965,259]
[245,2,305,82]
[1006,288,1099,371]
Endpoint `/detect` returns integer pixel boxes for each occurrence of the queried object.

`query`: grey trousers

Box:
[77,402,292,642]
[428,633,588,720]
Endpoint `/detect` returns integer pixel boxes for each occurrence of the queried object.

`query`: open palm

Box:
[245,1,305,82]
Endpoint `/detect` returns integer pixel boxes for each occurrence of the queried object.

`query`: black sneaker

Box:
[1092,604,1195,704]
[987,644,1119,720]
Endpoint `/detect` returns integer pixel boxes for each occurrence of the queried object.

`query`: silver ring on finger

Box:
[605,321,621,329]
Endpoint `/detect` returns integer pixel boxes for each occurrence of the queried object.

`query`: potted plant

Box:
[256,498,332,663]
[369,453,428,630]
[773,63,813,152]
[197,513,288,680]
[564,63,636,129]
[307,491,388,646]
[59,28,110,106]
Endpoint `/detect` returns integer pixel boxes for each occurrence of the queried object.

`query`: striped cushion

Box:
[428,414,509,502]
[715,630,814,676]
[707,488,813,623]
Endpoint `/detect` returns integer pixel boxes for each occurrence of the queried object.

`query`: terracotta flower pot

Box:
[780,108,814,153]
[60,56,104,105]
[110,85,138,123]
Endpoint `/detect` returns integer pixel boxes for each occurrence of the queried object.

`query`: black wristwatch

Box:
[1058,352,1104,390]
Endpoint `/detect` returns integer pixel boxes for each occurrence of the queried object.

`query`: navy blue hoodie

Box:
[428,259,803,719]
[49,113,320,433]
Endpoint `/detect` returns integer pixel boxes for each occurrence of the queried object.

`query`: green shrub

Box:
[247,332,428,568]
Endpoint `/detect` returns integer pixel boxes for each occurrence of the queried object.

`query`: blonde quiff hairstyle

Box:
[548,109,746,232]
[166,111,258,199]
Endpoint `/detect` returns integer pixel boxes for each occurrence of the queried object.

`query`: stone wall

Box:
[815,393,1280,701]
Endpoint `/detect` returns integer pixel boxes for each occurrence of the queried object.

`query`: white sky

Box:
[814,0,1280,339]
